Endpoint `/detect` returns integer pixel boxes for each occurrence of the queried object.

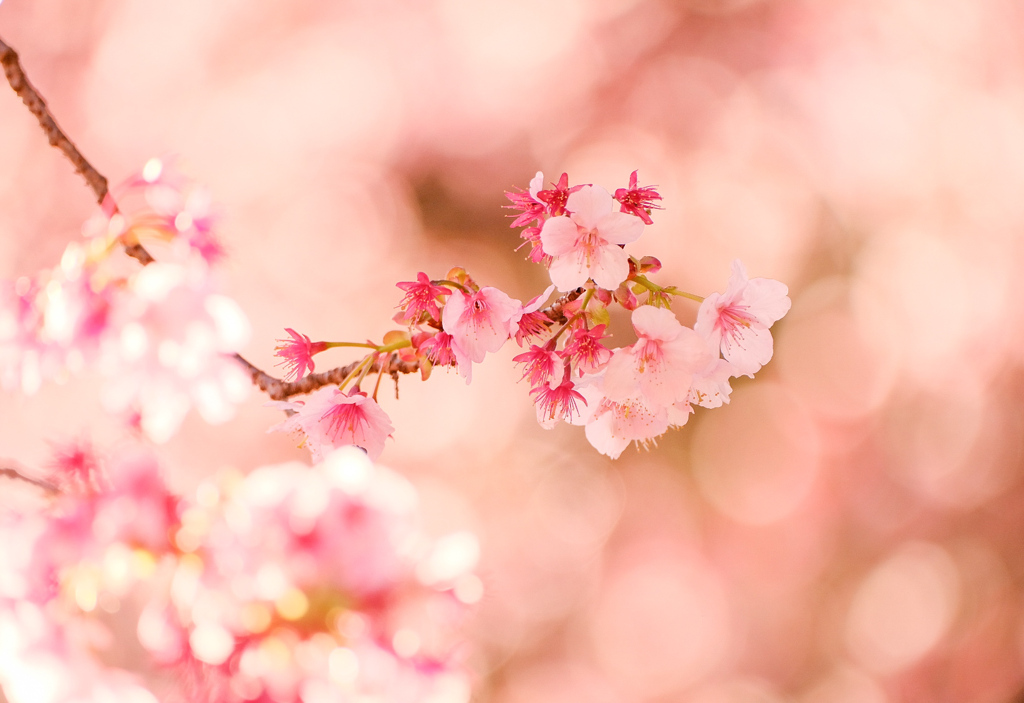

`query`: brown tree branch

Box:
[230,352,422,401]
[230,287,583,401]
[0,464,59,494]
[0,34,153,265]
[0,31,581,404]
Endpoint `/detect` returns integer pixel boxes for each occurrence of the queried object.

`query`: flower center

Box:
[715,304,754,334]
[322,402,368,437]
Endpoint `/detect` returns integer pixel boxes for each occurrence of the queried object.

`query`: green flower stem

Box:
[433,279,472,294]
[632,274,705,303]
[324,341,379,350]
[337,354,374,393]
[376,339,412,354]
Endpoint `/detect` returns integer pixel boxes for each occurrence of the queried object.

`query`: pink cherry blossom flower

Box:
[99,262,252,443]
[569,374,669,459]
[603,305,713,408]
[688,356,736,409]
[396,272,451,323]
[269,386,394,461]
[532,367,587,429]
[695,259,792,377]
[513,225,550,264]
[47,437,104,495]
[420,330,457,367]
[274,328,328,381]
[514,284,555,345]
[614,170,663,225]
[504,171,547,228]
[513,344,561,388]
[540,185,645,291]
[560,323,612,376]
[442,286,522,364]
[535,172,585,217]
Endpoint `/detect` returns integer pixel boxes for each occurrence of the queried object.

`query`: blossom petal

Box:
[588,244,631,291]
[743,277,792,323]
[594,210,645,245]
[539,216,579,256]
[565,185,614,228]
[721,323,775,377]
[547,251,590,292]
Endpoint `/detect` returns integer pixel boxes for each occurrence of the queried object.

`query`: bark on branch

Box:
[0,35,153,265]
[0,464,59,494]
[230,353,421,401]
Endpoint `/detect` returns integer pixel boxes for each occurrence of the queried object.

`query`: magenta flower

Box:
[695,260,792,377]
[396,272,451,323]
[614,170,663,225]
[421,330,458,366]
[514,284,555,346]
[603,305,712,408]
[269,386,394,461]
[442,286,522,364]
[274,327,328,381]
[539,185,645,292]
[513,344,561,388]
[560,323,612,376]
[535,172,585,217]
[532,369,587,428]
[504,171,548,228]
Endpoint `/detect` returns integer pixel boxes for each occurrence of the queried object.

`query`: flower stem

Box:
[324,341,379,350]
[433,279,471,294]
[632,274,705,303]
[338,354,374,392]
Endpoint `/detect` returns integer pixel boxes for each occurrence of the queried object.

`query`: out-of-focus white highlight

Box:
[417,531,479,585]
[846,542,960,673]
[189,622,235,665]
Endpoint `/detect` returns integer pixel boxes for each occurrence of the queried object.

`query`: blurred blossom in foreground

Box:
[0,159,249,443]
[0,445,477,703]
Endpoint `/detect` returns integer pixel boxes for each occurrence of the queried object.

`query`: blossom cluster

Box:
[0,158,250,443]
[276,171,791,459]
[1,161,788,703]
[0,444,476,703]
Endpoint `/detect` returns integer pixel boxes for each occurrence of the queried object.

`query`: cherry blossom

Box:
[535,172,584,217]
[560,323,612,376]
[614,170,663,225]
[504,171,547,228]
[441,286,522,364]
[514,284,555,345]
[570,374,670,459]
[603,305,713,408]
[98,261,252,443]
[274,328,328,381]
[532,367,587,429]
[540,185,645,292]
[396,272,451,323]
[688,356,736,410]
[513,344,561,388]
[269,386,394,461]
[695,260,792,377]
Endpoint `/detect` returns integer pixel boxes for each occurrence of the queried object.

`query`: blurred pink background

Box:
[3,0,1024,701]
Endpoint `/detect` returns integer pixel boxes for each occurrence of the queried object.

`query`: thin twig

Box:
[232,289,584,401]
[0,465,59,494]
[230,353,421,401]
[0,32,575,404]
[544,288,584,322]
[0,35,153,265]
